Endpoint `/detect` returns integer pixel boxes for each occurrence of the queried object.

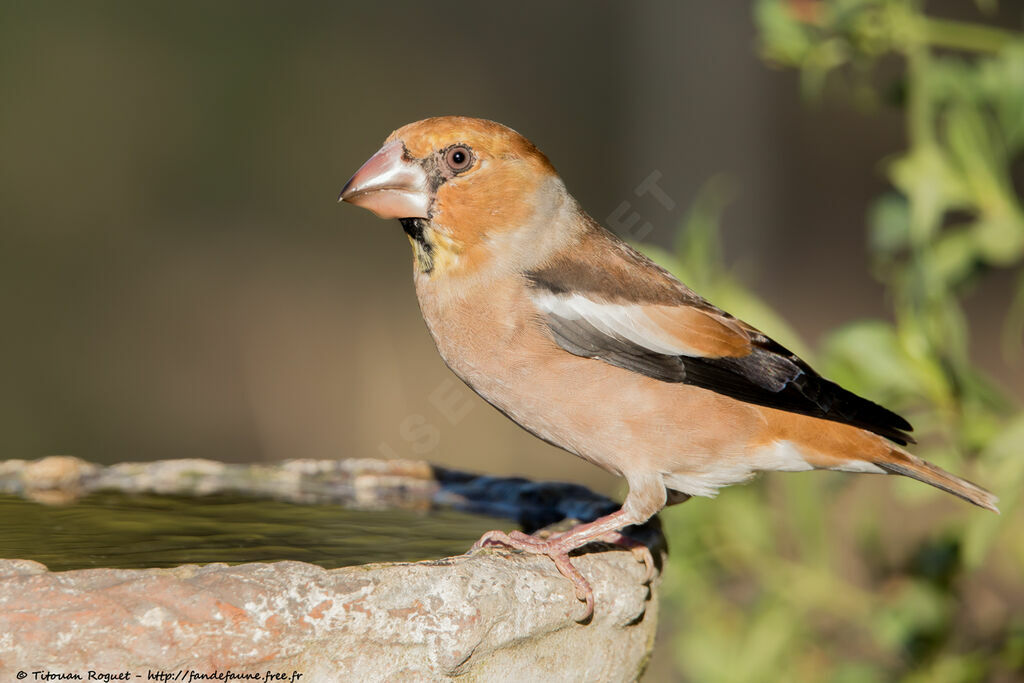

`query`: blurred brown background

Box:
[2,1,1020,497]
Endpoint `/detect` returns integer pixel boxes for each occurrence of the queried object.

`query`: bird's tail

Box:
[875,448,999,513]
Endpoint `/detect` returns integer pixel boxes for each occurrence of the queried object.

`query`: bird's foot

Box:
[586,530,656,584]
[472,529,596,621]
[471,524,655,622]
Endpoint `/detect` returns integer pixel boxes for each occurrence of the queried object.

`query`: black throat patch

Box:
[399,217,434,273]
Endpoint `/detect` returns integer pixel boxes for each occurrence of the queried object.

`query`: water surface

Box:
[0,492,512,571]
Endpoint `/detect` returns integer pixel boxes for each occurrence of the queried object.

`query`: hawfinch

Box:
[339,116,997,619]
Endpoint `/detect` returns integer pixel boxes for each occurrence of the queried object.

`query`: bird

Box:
[338,116,998,620]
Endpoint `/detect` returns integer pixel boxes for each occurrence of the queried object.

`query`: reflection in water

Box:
[0,492,511,571]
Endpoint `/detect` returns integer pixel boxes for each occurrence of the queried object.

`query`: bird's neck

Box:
[400,218,435,273]
[406,179,584,292]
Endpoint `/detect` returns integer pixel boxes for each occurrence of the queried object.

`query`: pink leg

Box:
[470,508,654,621]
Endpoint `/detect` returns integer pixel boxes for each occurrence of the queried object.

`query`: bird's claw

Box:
[468,532,512,552]
[470,528,596,621]
[549,550,595,622]
[508,529,542,544]
[470,529,542,552]
[592,530,656,584]
[469,526,655,622]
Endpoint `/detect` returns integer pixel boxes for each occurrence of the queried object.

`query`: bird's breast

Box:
[412,272,602,457]
[413,272,537,392]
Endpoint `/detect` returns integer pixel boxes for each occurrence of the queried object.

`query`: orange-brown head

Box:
[340,117,569,276]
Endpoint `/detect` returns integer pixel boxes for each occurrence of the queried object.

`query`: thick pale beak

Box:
[338,140,430,219]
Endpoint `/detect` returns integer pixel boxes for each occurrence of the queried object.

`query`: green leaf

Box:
[755,0,816,66]
[821,320,925,403]
[963,413,1024,566]
[929,228,979,286]
[869,193,911,256]
[1001,269,1024,362]
[979,45,1024,151]
[887,145,969,243]
[973,217,1024,265]
[945,102,1007,204]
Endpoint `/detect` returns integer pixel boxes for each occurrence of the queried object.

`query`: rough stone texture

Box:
[1,457,664,680]
[0,550,658,681]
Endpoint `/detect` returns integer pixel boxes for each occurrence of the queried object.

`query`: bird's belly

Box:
[429,319,764,482]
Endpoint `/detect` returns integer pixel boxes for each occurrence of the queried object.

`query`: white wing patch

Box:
[531,291,708,358]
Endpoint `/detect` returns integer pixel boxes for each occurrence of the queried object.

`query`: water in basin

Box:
[0,492,511,571]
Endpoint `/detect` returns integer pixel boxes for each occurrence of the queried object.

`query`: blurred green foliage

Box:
[643,1,1024,680]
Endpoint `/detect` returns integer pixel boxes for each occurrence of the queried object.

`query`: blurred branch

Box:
[921,15,1019,53]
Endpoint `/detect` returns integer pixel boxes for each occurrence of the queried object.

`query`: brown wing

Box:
[526,224,915,445]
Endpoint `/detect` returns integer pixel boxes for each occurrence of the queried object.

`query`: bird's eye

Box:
[444,145,474,173]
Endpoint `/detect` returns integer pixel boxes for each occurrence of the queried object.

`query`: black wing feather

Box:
[542,309,915,446]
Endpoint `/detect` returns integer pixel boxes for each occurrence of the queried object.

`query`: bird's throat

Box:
[400,217,467,277]
[400,218,435,274]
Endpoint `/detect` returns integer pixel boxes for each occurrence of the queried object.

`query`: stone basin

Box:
[0,457,664,681]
